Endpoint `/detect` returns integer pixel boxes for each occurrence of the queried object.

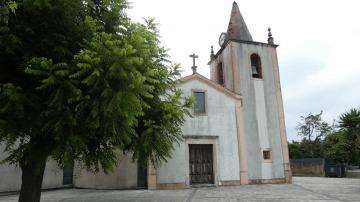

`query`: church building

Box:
[151,1,292,188]
[0,2,291,192]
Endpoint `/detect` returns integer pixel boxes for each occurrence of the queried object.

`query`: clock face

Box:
[218,32,228,47]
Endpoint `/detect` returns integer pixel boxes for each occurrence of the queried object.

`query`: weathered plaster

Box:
[271,48,292,183]
[235,100,249,184]
[225,41,287,181]
[254,79,273,179]
[156,143,186,185]
[156,78,242,187]
[0,145,63,192]
[73,153,138,189]
[147,163,157,190]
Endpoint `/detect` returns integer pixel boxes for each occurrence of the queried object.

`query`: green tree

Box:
[288,141,303,159]
[289,138,323,159]
[296,111,333,158]
[123,19,193,165]
[0,1,191,202]
[0,0,17,24]
[322,131,350,163]
[0,2,109,200]
[338,108,360,165]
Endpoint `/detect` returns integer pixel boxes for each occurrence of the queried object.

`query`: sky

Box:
[127,0,360,141]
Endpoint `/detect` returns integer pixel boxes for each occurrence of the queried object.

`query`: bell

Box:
[251,65,259,75]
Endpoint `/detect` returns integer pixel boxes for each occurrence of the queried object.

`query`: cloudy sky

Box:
[128,0,360,141]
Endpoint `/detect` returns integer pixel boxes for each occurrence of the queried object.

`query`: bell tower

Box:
[208,1,291,183]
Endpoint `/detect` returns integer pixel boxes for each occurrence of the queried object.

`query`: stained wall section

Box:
[230,42,285,180]
[0,145,63,192]
[156,79,241,186]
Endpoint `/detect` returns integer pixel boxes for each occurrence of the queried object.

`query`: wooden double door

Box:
[189,144,214,184]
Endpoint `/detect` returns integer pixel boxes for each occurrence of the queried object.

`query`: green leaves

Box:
[0,0,192,176]
[339,108,360,130]
[337,108,360,165]
[322,131,350,163]
[292,108,360,165]
[7,1,17,13]
[127,61,193,166]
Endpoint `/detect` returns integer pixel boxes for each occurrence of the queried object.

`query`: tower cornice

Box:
[208,39,279,64]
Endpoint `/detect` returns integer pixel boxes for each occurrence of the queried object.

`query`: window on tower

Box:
[250,54,262,79]
[218,62,224,85]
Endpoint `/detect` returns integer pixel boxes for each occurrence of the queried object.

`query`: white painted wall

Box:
[0,145,138,192]
[156,143,186,184]
[254,80,270,149]
[231,42,285,180]
[157,78,241,185]
[254,80,272,179]
[74,153,138,189]
[41,159,64,189]
[0,145,63,192]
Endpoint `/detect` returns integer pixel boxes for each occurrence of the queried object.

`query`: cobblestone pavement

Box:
[0,177,359,202]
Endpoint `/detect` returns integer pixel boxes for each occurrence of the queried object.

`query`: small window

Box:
[263,150,271,160]
[250,54,262,79]
[218,62,224,85]
[193,91,206,114]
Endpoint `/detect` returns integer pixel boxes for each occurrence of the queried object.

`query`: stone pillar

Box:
[235,99,249,185]
[147,163,157,190]
[271,48,292,183]
[284,163,292,183]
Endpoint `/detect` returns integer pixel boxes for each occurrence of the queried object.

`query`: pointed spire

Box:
[227,1,253,41]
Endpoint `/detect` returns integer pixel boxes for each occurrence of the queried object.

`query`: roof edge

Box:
[178,73,242,100]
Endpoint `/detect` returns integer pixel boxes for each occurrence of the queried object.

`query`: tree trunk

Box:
[19,157,47,202]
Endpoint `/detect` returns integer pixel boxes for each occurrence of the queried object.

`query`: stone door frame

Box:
[184,136,219,186]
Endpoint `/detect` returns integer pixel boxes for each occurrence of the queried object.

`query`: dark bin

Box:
[324,160,346,177]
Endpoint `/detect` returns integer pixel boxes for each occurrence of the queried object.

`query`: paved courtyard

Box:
[0,177,359,202]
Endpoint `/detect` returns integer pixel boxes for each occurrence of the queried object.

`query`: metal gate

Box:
[189,144,214,184]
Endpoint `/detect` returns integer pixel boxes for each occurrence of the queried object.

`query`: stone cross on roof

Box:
[189,53,198,74]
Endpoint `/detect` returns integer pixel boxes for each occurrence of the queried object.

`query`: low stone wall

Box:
[290,158,325,176]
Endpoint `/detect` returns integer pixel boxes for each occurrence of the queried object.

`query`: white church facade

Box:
[135,0,292,189]
[0,2,291,192]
